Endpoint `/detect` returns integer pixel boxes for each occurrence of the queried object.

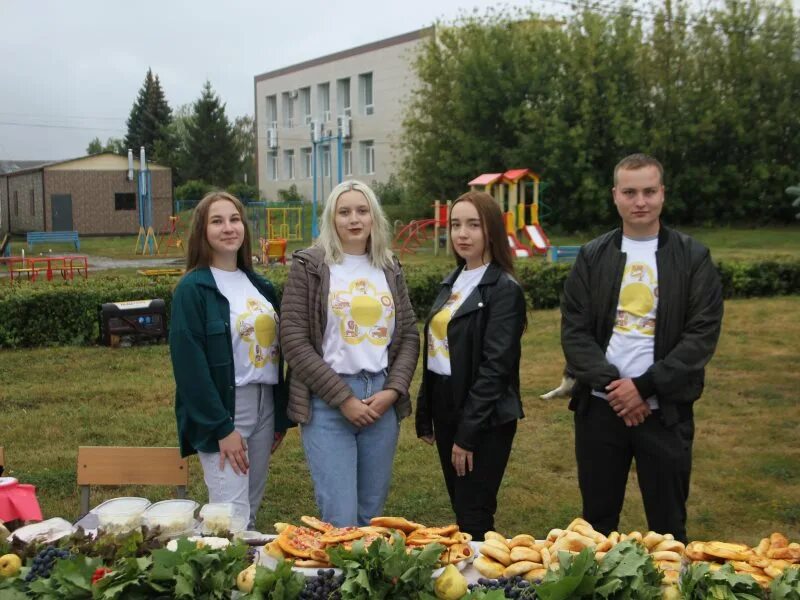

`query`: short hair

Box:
[613,153,664,185]
[450,191,515,278]
[185,191,253,273]
[316,179,393,270]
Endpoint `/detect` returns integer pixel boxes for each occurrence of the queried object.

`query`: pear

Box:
[0,554,22,578]
[434,563,468,600]
[236,563,257,593]
[661,584,681,600]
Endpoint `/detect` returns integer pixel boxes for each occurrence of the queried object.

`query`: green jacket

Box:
[169,267,292,458]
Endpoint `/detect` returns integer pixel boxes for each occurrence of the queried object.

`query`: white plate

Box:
[0,477,18,488]
[258,548,342,578]
[432,558,469,579]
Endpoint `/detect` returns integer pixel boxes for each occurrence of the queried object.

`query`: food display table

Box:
[0,477,43,522]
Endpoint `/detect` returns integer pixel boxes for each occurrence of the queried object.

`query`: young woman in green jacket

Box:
[169,191,290,529]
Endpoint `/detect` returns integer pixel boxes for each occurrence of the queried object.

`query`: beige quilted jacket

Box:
[279,246,420,424]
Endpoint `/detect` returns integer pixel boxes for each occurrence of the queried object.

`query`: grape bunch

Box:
[299,568,344,599]
[245,545,259,564]
[24,546,71,582]
[468,574,539,598]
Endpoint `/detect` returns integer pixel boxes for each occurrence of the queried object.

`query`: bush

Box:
[175,179,212,201]
[1,260,798,348]
[227,182,262,202]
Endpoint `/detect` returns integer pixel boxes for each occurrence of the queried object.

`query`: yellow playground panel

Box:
[266,207,303,241]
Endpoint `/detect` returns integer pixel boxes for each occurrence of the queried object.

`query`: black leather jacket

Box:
[415,263,526,450]
[561,225,724,426]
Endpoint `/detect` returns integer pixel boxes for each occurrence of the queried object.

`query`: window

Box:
[343,144,352,176]
[321,145,331,178]
[359,72,374,115]
[282,91,295,128]
[337,77,351,117]
[283,149,295,180]
[115,192,136,211]
[360,140,375,174]
[317,82,331,121]
[13,191,18,216]
[29,189,35,216]
[266,95,278,128]
[301,147,312,178]
[300,87,312,125]
[267,151,278,180]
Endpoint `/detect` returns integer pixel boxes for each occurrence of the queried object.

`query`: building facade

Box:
[254,27,432,203]
[0,153,172,235]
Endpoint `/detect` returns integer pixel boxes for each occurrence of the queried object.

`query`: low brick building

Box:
[0,153,172,235]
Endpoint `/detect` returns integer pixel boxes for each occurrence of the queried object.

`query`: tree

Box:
[153,103,193,185]
[86,136,125,155]
[124,68,173,158]
[183,81,239,187]
[232,115,257,186]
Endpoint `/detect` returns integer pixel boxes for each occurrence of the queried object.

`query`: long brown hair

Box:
[185,191,253,273]
[450,191,516,277]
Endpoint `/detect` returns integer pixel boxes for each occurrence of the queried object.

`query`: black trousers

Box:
[430,372,517,541]
[574,396,694,543]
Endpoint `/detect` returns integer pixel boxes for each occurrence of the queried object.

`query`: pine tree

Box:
[124,68,173,158]
[183,80,238,187]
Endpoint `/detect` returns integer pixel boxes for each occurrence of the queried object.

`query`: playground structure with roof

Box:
[392,168,551,259]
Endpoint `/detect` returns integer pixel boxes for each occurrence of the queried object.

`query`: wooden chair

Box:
[76,446,188,517]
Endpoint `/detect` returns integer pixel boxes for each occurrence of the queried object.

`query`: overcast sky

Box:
[1,0,796,161]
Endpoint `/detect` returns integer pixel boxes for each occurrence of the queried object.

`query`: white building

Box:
[254,27,433,203]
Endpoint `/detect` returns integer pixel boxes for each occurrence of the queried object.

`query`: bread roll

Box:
[510,546,541,563]
[524,568,548,582]
[770,533,789,549]
[642,531,665,550]
[475,555,505,579]
[508,534,537,549]
[546,528,564,542]
[651,551,683,562]
[755,538,770,556]
[484,531,507,543]
[484,538,511,551]
[652,540,685,554]
[566,518,592,531]
[481,542,512,566]
[504,561,540,577]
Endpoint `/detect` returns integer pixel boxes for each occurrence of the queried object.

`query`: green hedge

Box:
[1,260,799,348]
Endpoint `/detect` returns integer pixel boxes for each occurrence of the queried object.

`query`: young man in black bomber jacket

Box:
[560,154,724,543]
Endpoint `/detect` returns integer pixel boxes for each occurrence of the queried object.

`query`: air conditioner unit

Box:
[337,115,352,139]
[289,89,299,99]
[267,127,278,149]
[310,119,323,143]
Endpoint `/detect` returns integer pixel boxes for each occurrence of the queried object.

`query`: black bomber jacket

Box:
[415,262,527,450]
[560,225,724,427]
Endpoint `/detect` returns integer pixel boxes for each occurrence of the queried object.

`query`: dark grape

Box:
[469,574,538,598]
[24,546,71,582]
[299,568,344,599]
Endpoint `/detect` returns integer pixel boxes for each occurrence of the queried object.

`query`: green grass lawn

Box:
[1,297,798,544]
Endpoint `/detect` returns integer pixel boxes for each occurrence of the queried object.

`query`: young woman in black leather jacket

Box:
[415,191,527,540]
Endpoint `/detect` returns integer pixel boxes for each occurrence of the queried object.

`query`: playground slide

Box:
[508,233,532,258]
[523,224,551,255]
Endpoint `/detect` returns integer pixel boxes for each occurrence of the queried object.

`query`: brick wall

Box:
[43,169,172,234]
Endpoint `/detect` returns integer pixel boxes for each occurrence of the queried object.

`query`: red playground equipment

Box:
[392,201,450,258]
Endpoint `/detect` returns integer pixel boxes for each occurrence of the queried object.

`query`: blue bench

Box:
[548,245,581,263]
[27,231,80,250]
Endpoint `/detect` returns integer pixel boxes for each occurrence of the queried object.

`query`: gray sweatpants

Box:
[198,383,275,529]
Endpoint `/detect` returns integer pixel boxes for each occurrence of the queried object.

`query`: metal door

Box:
[51,194,73,231]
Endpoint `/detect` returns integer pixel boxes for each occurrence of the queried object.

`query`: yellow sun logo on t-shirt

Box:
[615,263,658,335]
[331,278,394,346]
[428,292,462,357]
[237,297,279,367]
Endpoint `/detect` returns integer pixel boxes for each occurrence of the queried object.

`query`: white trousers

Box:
[198,383,274,529]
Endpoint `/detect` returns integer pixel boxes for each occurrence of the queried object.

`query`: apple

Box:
[0,553,22,578]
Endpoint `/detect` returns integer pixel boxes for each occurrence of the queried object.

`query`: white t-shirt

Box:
[427,264,488,376]
[322,253,396,375]
[594,236,660,409]
[210,267,280,386]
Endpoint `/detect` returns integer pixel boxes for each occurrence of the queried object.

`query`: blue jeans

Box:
[301,370,399,527]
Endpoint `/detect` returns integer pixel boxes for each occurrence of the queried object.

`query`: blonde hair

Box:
[185,191,253,273]
[316,180,393,269]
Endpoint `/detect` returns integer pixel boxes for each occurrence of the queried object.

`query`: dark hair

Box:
[614,153,664,185]
[450,191,516,278]
[185,191,253,273]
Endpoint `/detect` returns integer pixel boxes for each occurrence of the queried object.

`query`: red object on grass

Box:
[0,478,44,522]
